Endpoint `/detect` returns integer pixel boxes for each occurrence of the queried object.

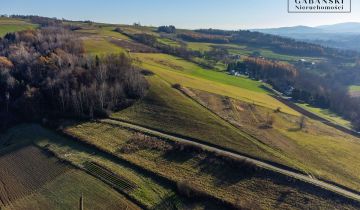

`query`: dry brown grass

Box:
[186,87,360,191]
[65,121,360,209]
[119,133,173,154]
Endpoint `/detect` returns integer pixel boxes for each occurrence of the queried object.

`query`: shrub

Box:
[176,180,201,198]
[140,69,154,76]
[171,83,182,90]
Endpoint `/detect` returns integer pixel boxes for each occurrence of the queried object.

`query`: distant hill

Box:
[254,25,324,35]
[252,22,360,51]
[317,22,360,33]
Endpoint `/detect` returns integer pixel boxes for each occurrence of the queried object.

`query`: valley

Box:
[0,14,360,209]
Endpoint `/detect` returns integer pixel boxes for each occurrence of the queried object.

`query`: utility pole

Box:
[79,193,84,210]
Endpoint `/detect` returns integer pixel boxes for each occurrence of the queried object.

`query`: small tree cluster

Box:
[157,25,176,33]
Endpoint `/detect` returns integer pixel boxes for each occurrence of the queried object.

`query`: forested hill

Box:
[192,29,358,58]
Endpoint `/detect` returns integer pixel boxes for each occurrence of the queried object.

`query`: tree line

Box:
[157,25,176,33]
[0,28,147,129]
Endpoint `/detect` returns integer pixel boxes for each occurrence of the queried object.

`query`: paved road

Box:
[102,118,360,203]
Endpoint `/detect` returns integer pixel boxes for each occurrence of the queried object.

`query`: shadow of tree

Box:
[162,149,195,164]
[196,156,258,187]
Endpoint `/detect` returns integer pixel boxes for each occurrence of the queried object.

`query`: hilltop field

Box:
[0,17,36,36]
[0,16,360,209]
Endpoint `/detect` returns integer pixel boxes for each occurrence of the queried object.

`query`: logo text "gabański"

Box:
[288,0,351,13]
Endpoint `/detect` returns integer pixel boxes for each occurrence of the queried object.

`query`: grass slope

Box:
[296,103,352,129]
[133,53,298,115]
[76,26,131,41]
[83,38,125,55]
[157,38,181,47]
[187,88,360,191]
[112,75,302,168]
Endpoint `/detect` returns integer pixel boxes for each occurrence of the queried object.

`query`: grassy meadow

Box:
[0,17,37,37]
[296,103,353,129]
[111,75,279,161]
[186,42,213,52]
[76,26,132,41]
[349,85,360,97]
[83,38,125,55]
[133,53,298,115]
[187,88,360,191]
[157,37,181,47]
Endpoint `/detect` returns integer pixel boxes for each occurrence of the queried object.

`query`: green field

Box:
[349,85,360,97]
[157,37,181,47]
[0,17,37,37]
[83,38,125,55]
[134,53,265,92]
[349,85,360,91]
[76,26,132,41]
[296,103,352,129]
[117,25,159,36]
[133,53,298,115]
[186,42,213,52]
[7,170,140,210]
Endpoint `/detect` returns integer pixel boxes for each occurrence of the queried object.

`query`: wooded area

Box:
[0,27,147,129]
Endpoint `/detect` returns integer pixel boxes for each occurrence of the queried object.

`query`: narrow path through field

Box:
[103,118,360,203]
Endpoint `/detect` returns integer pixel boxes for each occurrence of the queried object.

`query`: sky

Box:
[1,0,360,29]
